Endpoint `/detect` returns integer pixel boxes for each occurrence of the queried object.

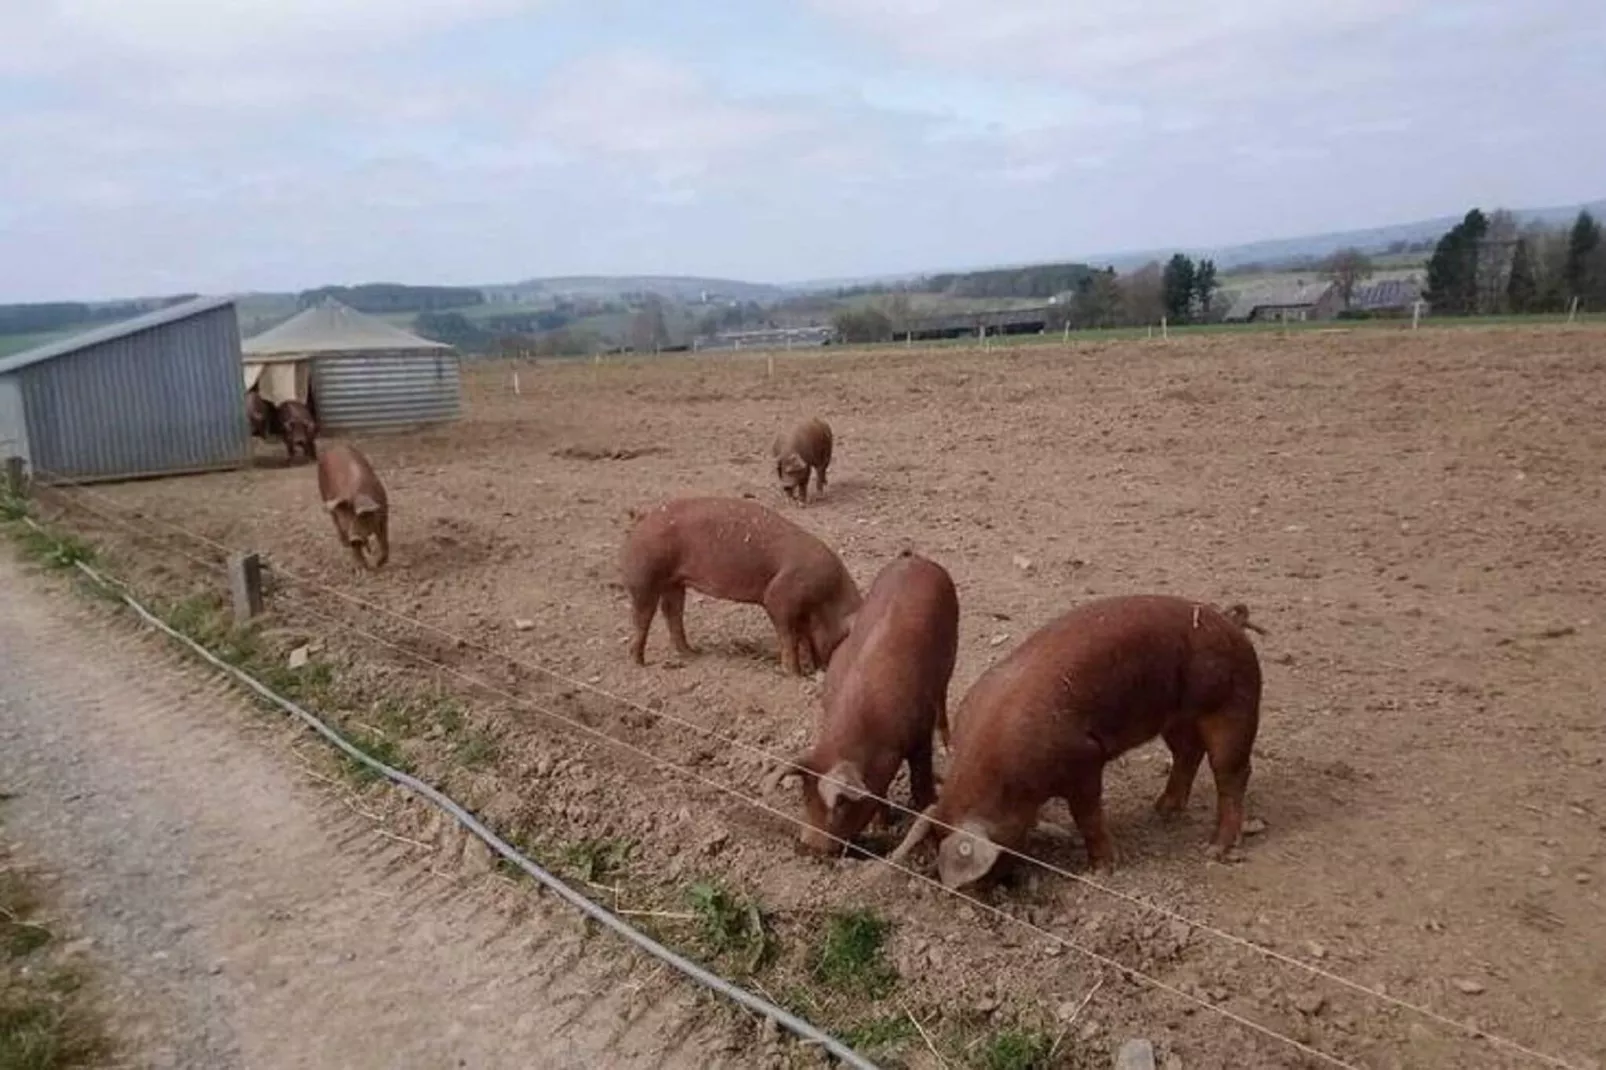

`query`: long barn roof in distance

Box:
[0,295,237,376]
[243,297,453,357]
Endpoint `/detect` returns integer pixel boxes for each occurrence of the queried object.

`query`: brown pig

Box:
[245,388,276,439]
[772,417,833,505]
[620,496,861,675]
[769,550,959,854]
[316,443,389,570]
[277,399,319,461]
[889,595,1263,889]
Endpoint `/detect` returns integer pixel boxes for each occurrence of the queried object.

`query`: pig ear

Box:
[323,497,345,513]
[817,761,866,812]
[353,493,381,516]
[887,804,938,865]
[939,821,1001,889]
[761,751,812,794]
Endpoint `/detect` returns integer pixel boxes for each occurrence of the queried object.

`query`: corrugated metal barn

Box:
[242,299,461,434]
[0,296,249,485]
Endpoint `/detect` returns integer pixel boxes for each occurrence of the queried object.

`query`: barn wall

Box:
[20,305,249,484]
[311,350,462,433]
[0,375,30,471]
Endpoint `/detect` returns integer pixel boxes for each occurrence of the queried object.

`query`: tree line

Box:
[0,294,198,338]
[300,283,485,314]
[829,254,1225,342]
[1425,207,1605,315]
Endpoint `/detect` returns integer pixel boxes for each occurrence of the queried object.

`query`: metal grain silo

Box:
[241,299,461,434]
[0,296,249,484]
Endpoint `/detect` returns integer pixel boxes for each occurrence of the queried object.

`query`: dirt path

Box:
[0,549,753,1070]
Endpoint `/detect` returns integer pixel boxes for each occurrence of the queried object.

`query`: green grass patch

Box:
[452,730,500,769]
[433,700,465,736]
[1,813,110,1069]
[0,874,44,957]
[684,878,769,971]
[0,999,107,1070]
[810,909,897,998]
[340,730,410,784]
[9,527,94,572]
[2,919,51,960]
[841,1014,916,1057]
[562,837,633,885]
[971,1027,1058,1070]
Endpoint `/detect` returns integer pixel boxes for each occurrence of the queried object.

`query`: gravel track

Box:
[0,548,750,1070]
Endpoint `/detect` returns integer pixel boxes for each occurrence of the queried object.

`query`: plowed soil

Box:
[48,326,1606,1069]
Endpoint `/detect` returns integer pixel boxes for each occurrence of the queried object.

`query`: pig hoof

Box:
[1204,843,1243,865]
[1153,795,1187,818]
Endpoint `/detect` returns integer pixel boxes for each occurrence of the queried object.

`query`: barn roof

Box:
[0,295,237,376]
[1223,279,1336,320]
[242,298,453,358]
[906,305,1053,333]
[1351,278,1423,310]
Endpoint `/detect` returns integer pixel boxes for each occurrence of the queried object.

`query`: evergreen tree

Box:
[1425,209,1488,315]
[1564,210,1602,305]
[1193,259,1218,318]
[1161,254,1196,323]
[1506,238,1537,313]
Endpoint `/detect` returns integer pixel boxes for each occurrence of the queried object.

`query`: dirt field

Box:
[47,326,1606,1069]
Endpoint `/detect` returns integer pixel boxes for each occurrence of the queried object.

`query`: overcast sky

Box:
[2,0,1603,301]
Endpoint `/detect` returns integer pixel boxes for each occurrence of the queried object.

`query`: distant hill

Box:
[7,195,1602,345]
[483,275,783,304]
[793,196,1606,289]
[1112,197,1606,272]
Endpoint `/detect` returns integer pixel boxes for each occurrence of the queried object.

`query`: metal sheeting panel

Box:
[0,375,30,470]
[20,305,249,483]
[311,351,462,433]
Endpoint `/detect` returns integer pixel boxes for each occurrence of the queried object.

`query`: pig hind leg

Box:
[628,586,659,665]
[1064,765,1117,872]
[1154,721,1208,816]
[1197,706,1257,859]
[906,734,937,812]
[761,581,807,675]
[659,584,696,657]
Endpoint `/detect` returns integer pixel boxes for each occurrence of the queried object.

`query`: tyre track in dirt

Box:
[0,548,756,1070]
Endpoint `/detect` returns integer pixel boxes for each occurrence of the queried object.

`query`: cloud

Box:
[806,0,1399,98]
[16,0,548,65]
[804,0,1604,124]
[526,51,819,188]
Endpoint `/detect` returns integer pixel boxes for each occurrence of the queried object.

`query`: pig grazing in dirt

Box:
[770,549,959,854]
[772,417,833,505]
[317,443,389,570]
[889,595,1263,889]
[276,399,319,461]
[621,496,861,675]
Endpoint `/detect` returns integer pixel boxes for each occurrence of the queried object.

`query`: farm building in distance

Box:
[243,298,461,434]
[903,305,1053,341]
[1350,277,1426,316]
[1223,280,1343,323]
[697,326,834,350]
[0,296,249,485]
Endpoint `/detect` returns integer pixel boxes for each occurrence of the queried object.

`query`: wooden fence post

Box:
[229,551,264,624]
[4,457,25,499]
